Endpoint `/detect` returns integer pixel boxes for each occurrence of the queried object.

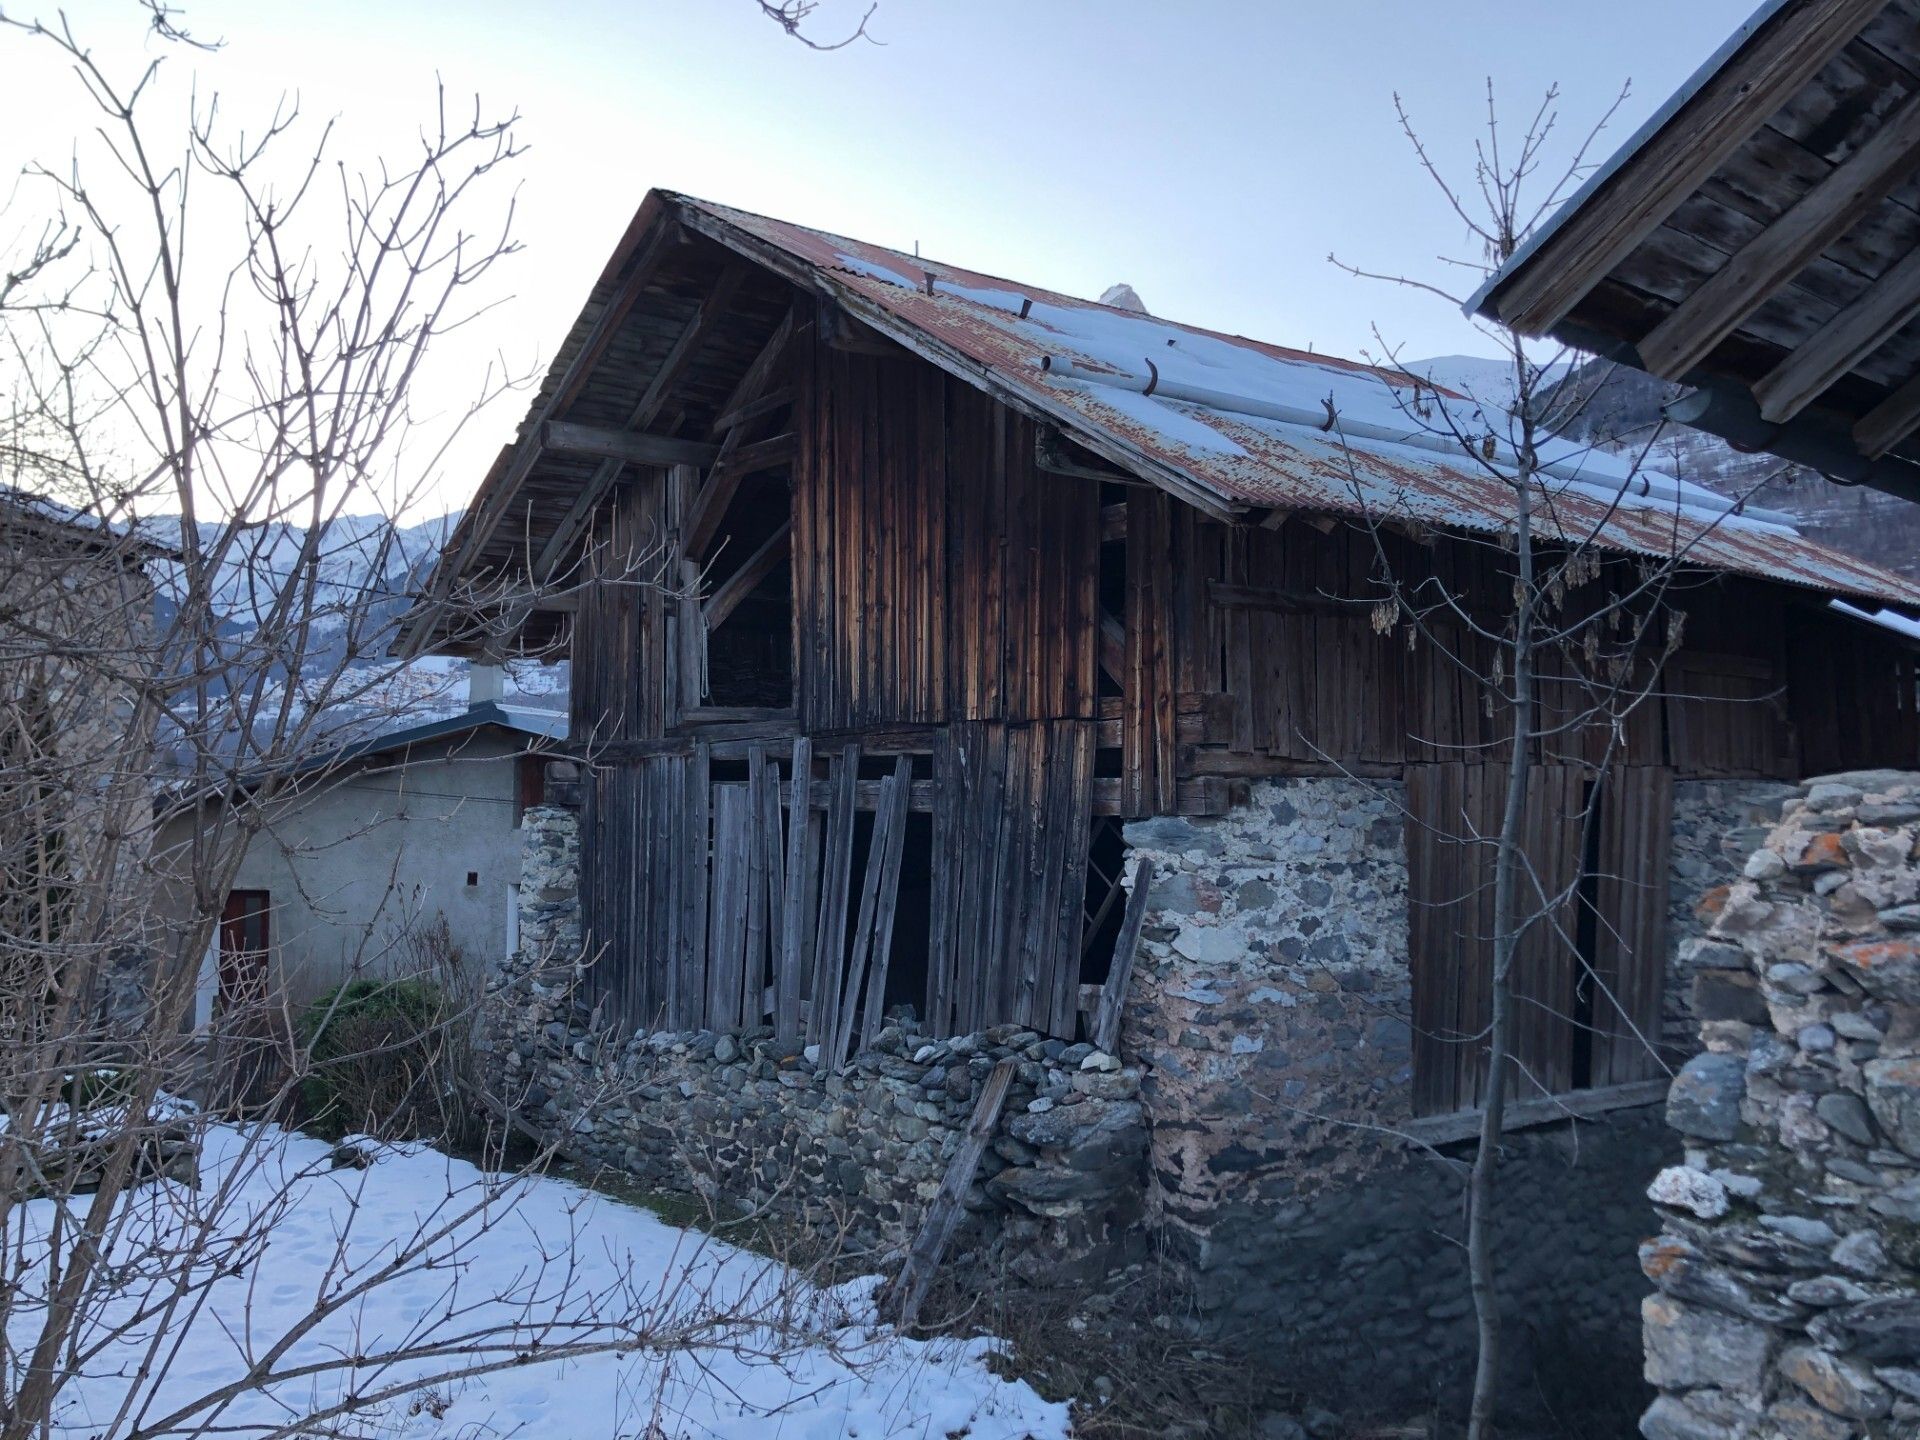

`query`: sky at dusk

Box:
[0,0,1763,513]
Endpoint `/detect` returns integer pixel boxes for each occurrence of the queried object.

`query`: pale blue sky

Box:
[2,0,1760,510]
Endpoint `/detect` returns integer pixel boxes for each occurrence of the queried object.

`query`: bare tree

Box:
[1329,84,1789,1438]
[0,7,863,1436]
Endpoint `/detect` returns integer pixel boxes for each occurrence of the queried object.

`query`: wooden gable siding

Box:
[1124,502,1917,783]
[793,334,1100,732]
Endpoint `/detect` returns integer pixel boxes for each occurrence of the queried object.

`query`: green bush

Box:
[297,978,450,1139]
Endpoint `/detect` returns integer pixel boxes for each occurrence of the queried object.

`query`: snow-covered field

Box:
[15,1125,1069,1440]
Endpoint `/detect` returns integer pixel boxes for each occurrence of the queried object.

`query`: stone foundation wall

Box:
[484,807,1148,1281]
[1644,770,1920,1440]
[1119,777,1683,1407]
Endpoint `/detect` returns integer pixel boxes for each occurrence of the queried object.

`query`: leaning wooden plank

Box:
[743,747,772,1025]
[761,751,787,1026]
[808,743,860,1054]
[682,743,711,1029]
[887,1060,1016,1330]
[1094,856,1155,1055]
[775,737,813,1046]
[833,766,900,1069]
[859,756,916,1052]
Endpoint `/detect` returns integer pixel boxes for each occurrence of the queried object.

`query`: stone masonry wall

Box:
[1119,777,1699,1409]
[1644,770,1920,1440]
[484,806,1149,1283]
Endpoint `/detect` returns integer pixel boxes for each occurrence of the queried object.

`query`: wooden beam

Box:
[1489,0,1888,336]
[708,386,792,438]
[530,263,751,582]
[433,223,687,598]
[1856,368,1920,458]
[710,311,798,436]
[701,521,792,630]
[1755,245,1920,423]
[683,432,797,560]
[1637,88,1920,381]
[1037,429,1146,486]
[822,303,902,356]
[540,421,718,468]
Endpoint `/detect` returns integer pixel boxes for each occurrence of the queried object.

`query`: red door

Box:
[218,890,271,1015]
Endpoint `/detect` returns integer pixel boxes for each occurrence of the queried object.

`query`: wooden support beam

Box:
[1856,368,1920,458]
[1037,429,1147,486]
[426,223,687,604]
[1489,0,1887,335]
[700,521,792,630]
[541,421,718,468]
[530,262,750,581]
[1091,776,1230,816]
[1637,88,1920,381]
[1754,245,1920,424]
[708,386,792,438]
[711,311,798,436]
[683,432,797,560]
[822,303,903,356]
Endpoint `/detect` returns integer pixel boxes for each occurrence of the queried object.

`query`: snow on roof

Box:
[674,193,1920,611]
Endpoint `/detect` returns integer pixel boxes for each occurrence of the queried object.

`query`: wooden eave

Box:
[1473,0,1920,500]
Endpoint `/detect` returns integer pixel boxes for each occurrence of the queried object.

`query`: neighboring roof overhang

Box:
[1472,0,1920,504]
[163,702,568,817]
[397,186,1920,657]
[0,486,181,564]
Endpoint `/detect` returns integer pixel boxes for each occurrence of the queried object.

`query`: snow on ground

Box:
[17,1124,1070,1440]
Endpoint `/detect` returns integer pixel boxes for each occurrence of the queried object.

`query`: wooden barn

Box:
[403,189,1920,1122]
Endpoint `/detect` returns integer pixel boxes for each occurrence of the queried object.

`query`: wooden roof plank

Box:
[530,262,751,581]
[1754,244,1920,421]
[1491,0,1890,336]
[541,420,719,467]
[1636,85,1920,380]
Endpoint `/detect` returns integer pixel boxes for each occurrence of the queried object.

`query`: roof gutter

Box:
[1037,355,1801,530]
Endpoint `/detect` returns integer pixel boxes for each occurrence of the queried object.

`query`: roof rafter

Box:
[1637,85,1920,381]
[1489,0,1886,336]
[531,261,752,581]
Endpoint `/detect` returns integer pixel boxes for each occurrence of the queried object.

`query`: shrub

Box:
[297,978,450,1140]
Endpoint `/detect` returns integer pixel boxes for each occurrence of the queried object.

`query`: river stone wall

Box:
[484,807,1148,1280]
[1643,770,1920,1440]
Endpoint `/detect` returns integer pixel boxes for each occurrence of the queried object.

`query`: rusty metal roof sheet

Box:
[671,192,1920,611]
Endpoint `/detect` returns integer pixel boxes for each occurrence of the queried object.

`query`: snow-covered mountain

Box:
[1538,358,1920,582]
[145,510,566,748]
[1399,353,1572,419]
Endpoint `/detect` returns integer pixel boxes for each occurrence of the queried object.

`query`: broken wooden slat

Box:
[1094,856,1154,1054]
[859,756,915,1052]
[886,1059,1015,1330]
[774,737,812,1047]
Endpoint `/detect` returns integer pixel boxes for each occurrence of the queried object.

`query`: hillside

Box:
[1535,357,1920,581]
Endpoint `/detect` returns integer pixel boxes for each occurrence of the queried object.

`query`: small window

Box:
[466,871,480,888]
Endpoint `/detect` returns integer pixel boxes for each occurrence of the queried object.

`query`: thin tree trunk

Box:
[1467,461,1536,1440]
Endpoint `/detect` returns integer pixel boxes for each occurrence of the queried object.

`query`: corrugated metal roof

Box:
[673,192,1920,611]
